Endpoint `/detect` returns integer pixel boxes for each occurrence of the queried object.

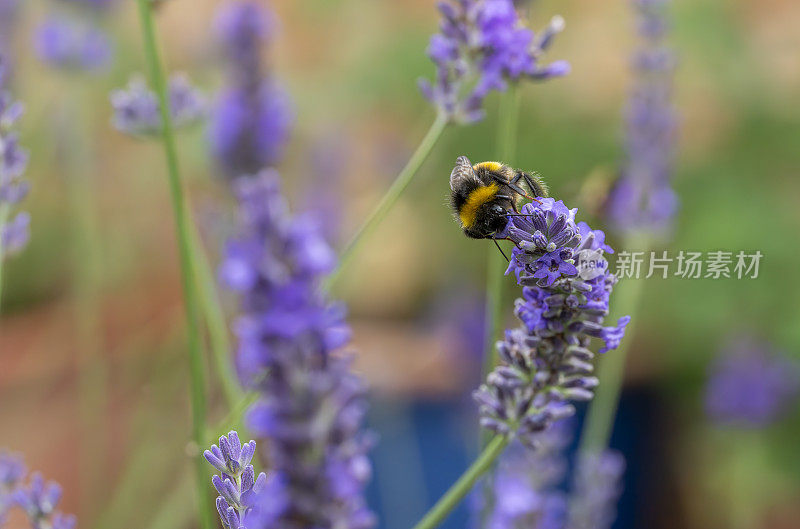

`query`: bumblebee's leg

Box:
[519,171,548,199]
[492,239,509,262]
[508,171,542,204]
[488,171,529,198]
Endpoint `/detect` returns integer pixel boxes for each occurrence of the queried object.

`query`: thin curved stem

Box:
[325,114,447,290]
[411,435,510,529]
[135,2,212,528]
[578,232,651,453]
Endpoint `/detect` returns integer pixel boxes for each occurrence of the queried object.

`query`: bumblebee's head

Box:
[462,196,514,239]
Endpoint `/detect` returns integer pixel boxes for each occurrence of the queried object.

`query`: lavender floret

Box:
[35,15,112,72]
[473,194,630,447]
[420,0,569,124]
[205,431,274,529]
[110,74,206,137]
[0,451,25,523]
[605,0,678,235]
[13,472,76,529]
[221,171,374,529]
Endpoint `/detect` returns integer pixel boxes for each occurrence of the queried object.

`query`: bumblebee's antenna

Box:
[493,239,509,263]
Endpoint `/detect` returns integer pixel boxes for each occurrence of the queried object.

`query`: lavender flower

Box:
[205,431,277,529]
[34,16,112,72]
[13,472,76,529]
[483,421,572,529]
[211,1,293,177]
[220,171,374,529]
[0,55,30,260]
[605,0,678,235]
[566,451,625,529]
[419,0,569,124]
[110,74,206,137]
[0,451,26,523]
[705,338,800,427]
[472,175,629,446]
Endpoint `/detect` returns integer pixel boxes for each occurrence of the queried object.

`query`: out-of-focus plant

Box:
[218,172,375,529]
[132,0,214,526]
[0,55,29,309]
[0,452,76,529]
[580,0,679,457]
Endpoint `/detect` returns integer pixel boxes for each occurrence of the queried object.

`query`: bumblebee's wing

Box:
[450,156,476,191]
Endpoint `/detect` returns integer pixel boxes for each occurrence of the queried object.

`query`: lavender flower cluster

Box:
[205,432,277,529]
[483,422,572,529]
[481,421,626,529]
[220,172,374,529]
[211,1,293,177]
[705,338,800,427]
[605,0,678,235]
[0,56,30,260]
[566,451,625,529]
[35,0,118,73]
[0,451,76,529]
[419,0,569,124]
[474,196,630,446]
[110,74,206,137]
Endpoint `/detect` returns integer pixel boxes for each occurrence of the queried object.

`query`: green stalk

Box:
[135,2,212,528]
[0,203,9,312]
[187,215,244,407]
[59,84,107,521]
[411,435,510,529]
[578,232,650,453]
[482,87,522,406]
[325,114,447,289]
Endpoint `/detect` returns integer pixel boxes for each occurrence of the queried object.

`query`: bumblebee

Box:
[449,156,548,240]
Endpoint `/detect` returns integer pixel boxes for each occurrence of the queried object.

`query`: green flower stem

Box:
[482,86,522,416]
[578,232,651,453]
[325,114,447,290]
[411,435,510,529]
[186,213,244,407]
[0,203,9,312]
[135,2,212,528]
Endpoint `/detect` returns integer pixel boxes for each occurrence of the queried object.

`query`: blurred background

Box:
[1,0,799,528]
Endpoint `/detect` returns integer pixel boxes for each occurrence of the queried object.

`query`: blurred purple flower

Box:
[0,451,26,523]
[13,472,76,529]
[420,1,568,124]
[35,15,112,72]
[110,74,206,137]
[483,422,572,529]
[0,54,29,260]
[211,1,293,177]
[705,338,800,427]
[220,171,375,529]
[472,186,629,446]
[205,431,273,529]
[605,0,678,235]
[566,450,625,529]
